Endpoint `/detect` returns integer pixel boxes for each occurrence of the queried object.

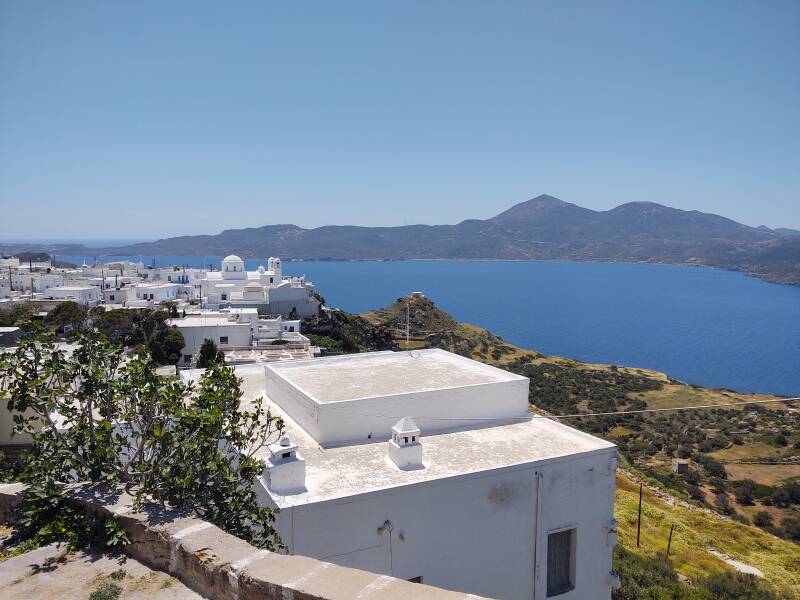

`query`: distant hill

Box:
[6,195,799,284]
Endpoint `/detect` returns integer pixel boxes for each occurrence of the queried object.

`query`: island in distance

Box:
[7,195,800,285]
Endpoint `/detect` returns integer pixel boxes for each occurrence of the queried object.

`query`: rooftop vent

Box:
[388,417,423,470]
[261,434,306,495]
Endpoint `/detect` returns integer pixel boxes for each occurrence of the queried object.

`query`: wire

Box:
[334,397,800,422]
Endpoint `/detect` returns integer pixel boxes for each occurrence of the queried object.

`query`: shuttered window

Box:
[547,529,575,597]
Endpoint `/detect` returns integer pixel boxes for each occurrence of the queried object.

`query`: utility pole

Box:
[406,299,410,350]
[637,483,643,547]
[665,524,674,559]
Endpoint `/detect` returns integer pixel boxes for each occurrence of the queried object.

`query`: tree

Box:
[45,301,88,335]
[0,330,285,550]
[0,302,39,328]
[781,517,800,541]
[148,327,185,365]
[732,479,757,505]
[753,511,773,528]
[196,338,224,368]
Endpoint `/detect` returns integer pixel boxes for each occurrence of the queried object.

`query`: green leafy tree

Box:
[0,302,39,328]
[0,330,285,550]
[45,301,88,335]
[196,338,224,368]
[148,327,185,365]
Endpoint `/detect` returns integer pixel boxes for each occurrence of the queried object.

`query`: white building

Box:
[127,283,180,308]
[45,286,100,306]
[168,308,308,367]
[183,350,618,600]
[201,255,320,318]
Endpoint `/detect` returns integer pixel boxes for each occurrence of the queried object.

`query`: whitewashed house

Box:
[127,283,180,308]
[45,286,100,306]
[183,350,619,600]
[167,308,307,366]
[201,255,320,318]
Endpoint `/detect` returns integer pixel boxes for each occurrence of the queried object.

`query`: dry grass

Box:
[615,473,800,599]
[711,443,782,462]
[725,463,800,485]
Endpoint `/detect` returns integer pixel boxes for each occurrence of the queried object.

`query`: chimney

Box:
[262,435,305,495]
[388,417,423,470]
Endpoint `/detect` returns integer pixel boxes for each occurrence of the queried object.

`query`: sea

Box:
[56,255,800,397]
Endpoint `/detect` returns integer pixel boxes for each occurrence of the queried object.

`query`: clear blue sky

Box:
[1,1,798,240]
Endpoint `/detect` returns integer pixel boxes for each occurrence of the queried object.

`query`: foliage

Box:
[753,511,773,528]
[0,330,285,551]
[302,310,395,353]
[306,334,344,353]
[148,327,185,365]
[89,581,122,600]
[196,338,224,368]
[0,302,39,328]
[612,545,689,599]
[44,301,88,335]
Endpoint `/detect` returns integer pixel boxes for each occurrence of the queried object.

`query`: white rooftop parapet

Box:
[263,349,530,447]
[388,417,423,470]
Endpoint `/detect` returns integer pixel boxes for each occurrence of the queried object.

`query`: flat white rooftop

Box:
[208,364,615,507]
[268,350,522,403]
[264,349,530,447]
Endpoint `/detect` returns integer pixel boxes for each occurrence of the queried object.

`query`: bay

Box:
[58,255,800,396]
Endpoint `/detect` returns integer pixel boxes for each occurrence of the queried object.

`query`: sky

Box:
[0,1,798,240]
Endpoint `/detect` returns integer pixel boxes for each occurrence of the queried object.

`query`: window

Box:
[220,336,229,345]
[412,436,416,442]
[221,294,227,300]
[270,277,273,283]
[183,355,191,364]
[404,436,409,444]
[547,529,576,597]
[109,295,115,301]
[281,452,291,459]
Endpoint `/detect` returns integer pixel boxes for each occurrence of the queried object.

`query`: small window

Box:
[109,295,115,301]
[547,529,576,597]
[282,452,291,459]
[404,436,408,444]
[270,277,273,283]
[221,294,227,300]
[220,336,229,345]
[412,436,416,442]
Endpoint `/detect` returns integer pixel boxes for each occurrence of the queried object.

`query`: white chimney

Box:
[388,417,423,470]
[262,435,306,494]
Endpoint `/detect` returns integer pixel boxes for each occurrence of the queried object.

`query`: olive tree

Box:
[0,330,285,550]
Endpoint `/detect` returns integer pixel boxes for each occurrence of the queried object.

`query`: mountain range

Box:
[5,195,800,284]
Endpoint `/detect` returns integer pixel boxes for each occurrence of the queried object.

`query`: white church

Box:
[182,349,619,600]
[200,255,320,319]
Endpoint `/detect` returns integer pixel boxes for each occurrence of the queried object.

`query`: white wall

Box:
[264,367,530,447]
[173,322,252,363]
[269,450,616,600]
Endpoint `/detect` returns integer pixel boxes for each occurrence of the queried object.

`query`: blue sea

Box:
[58,255,800,396]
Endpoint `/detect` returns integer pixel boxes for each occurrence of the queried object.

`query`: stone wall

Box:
[0,482,487,600]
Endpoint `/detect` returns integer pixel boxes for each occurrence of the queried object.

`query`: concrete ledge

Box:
[0,482,487,600]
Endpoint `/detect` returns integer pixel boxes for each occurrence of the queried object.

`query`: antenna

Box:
[406,297,410,350]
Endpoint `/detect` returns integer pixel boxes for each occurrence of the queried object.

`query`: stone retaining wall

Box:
[0,482,487,600]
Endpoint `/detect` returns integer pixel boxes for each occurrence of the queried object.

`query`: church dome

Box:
[223,254,242,262]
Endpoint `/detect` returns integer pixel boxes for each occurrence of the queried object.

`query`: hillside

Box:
[6,195,799,285]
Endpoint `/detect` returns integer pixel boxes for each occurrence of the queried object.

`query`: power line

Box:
[336,397,799,423]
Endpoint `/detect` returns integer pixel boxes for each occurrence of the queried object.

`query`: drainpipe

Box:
[533,470,543,599]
